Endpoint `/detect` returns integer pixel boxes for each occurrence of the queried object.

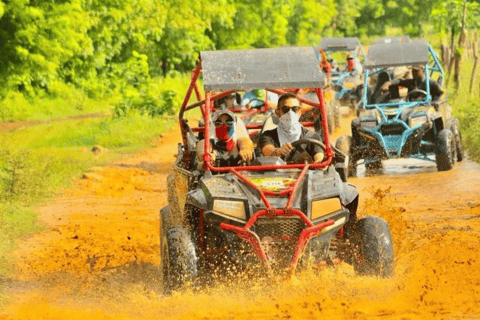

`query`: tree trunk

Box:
[441,43,449,67]
[470,32,478,95]
[446,44,455,87]
[454,1,468,91]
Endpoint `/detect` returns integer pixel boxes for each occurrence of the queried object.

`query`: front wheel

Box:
[435,129,456,171]
[365,159,383,176]
[353,216,395,278]
[160,208,198,293]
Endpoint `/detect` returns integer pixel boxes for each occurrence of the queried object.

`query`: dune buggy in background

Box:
[336,40,464,176]
[318,38,366,114]
[160,47,395,292]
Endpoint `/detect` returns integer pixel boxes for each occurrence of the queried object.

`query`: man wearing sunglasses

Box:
[258,92,324,163]
[196,109,254,168]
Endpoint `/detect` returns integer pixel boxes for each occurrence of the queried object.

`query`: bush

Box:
[113,89,181,118]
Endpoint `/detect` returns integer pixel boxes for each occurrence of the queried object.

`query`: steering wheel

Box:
[247,98,266,109]
[285,138,326,163]
[214,152,251,167]
[407,89,428,102]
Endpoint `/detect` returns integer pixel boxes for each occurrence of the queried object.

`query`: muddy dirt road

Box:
[1,121,480,319]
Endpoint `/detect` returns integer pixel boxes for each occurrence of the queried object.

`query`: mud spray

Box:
[1,128,480,319]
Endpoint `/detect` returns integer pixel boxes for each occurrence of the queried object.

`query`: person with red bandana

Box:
[319,49,332,78]
[196,109,254,168]
[342,53,360,76]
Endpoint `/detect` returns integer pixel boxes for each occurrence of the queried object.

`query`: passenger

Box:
[386,65,444,101]
[196,109,253,168]
[258,92,324,163]
[218,92,239,109]
[370,71,392,104]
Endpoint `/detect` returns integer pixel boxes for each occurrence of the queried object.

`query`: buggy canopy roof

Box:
[371,36,411,46]
[319,37,361,52]
[364,40,429,69]
[200,47,325,91]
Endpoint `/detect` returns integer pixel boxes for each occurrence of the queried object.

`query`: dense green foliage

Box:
[2,0,479,117]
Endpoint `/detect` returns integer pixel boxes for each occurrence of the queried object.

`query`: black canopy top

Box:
[318,37,361,52]
[364,40,429,69]
[200,47,325,91]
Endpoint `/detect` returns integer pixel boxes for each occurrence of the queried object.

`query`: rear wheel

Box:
[160,207,198,293]
[353,216,395,278]
[435,129,456,171]
[335,135,356,177]
[450,120,464,162]
[333,100,341,129]
[327,105,335,134]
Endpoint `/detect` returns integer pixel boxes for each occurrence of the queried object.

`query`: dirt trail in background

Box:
[2,118,480,319]
[0,112,109,133]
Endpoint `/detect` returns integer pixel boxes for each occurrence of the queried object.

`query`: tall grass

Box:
[0,74,198,276]
[443,59,480,162]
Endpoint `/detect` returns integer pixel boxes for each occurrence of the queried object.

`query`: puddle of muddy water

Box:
[2,128,480,320]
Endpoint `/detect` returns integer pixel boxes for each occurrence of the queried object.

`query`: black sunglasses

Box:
[214,119,235,127]
[281,105,301,114]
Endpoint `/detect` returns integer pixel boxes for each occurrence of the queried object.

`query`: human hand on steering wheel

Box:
[286,138,326,163]
[272,143,294,157]
[239,149,253,162]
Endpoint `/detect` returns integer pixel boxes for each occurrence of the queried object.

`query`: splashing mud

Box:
[2,125,480,319]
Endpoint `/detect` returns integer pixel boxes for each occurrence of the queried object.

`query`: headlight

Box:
[213,200,246,220]
[410,116,428,128]
[311,198,342,220]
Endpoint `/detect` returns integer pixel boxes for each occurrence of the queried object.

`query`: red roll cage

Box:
[177,53,337,274]
[178,60,334,207]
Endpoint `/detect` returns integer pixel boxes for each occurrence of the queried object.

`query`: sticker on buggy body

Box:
[250,177,296,191]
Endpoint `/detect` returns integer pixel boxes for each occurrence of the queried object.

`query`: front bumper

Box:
[217,207,349,275]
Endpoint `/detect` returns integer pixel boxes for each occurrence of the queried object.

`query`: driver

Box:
[386,65,444,101]
[341,53,359,75]
[196,109,254,168]
[258,92,324,162]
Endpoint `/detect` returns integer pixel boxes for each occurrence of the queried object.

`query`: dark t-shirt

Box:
[258,127,323,157]
[391,77,444,101]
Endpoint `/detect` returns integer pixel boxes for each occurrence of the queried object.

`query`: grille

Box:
[380,124,405,136]
[253,217,307,271]
[254,217,306,239]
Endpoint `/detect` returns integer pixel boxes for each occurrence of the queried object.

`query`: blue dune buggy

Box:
[318,38,365,113]
[336,40,464,176]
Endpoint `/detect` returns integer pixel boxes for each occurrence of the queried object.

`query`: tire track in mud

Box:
[2,121,480,319]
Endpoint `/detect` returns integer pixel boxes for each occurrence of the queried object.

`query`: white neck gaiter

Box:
[277,110,302,145]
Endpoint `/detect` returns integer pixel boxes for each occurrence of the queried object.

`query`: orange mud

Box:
[2,121,480,320]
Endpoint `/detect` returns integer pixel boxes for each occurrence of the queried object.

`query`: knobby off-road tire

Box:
[327,104,335,134]
[435,129,457,171]
[333,100,341,129]
[365,159,383,175]
[160,206,198,294]
[451,119,464,162]
[353,216,395,278]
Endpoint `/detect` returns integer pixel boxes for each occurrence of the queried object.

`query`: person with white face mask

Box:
[258,92,324,163]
